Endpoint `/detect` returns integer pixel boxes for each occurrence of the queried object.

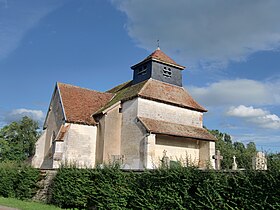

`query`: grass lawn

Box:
[0,197,62,210]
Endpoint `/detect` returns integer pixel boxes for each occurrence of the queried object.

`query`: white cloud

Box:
[226,105,280,130]
[0,0,65,60]
[112,0,280,67]
[187,79,280,107]
[3,108,44,125]
[227,105,268,118]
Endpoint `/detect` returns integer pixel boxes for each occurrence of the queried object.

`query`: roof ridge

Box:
[57,82,113,95]
[138,79,151,95]
[131,48,185,70]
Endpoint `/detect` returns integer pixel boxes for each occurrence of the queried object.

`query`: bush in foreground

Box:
[50,165,280,209]
[0,161,40,199]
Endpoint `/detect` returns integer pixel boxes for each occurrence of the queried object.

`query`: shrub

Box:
[50,166,280,209]
[0,161,40,199]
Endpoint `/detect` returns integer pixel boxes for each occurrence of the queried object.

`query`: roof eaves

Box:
[131,57,185,70]
[137,117,217,141]
[56,82,67,122]
[151,58,185,69]
[136,117,150,133]
[138,95,207,113]
[153,132,216,142]
[64,120,97,126]
[101,101,121,114]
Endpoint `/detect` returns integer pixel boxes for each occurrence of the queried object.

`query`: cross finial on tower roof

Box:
[157,39,160,50]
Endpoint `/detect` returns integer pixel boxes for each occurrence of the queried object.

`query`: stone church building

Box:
[32,48,216,170]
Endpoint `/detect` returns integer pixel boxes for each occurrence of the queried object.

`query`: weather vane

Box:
[157,39,160,49]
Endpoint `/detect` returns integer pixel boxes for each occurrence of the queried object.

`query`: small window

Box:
[137,65,147,76]
[163,66,172,78]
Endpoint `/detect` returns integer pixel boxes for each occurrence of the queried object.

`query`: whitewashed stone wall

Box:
[121,99,146,169]
[44,88,64,158]
[33,88,64,169]
[32,130,47,168]
[62,124,97,168]
[144,134,156,169]
[120,97,213,170]
[96,104,122,165]
[137,97,203,127]
[53,141,64,168]
[199,141,215,169]
[155,135,200,167]
[209,142,215,168]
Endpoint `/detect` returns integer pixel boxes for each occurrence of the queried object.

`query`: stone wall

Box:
[199,141,215,169]
[121,99,146,169]
[137,97,203,127]
[32,88,64,169]
[120,97,210,169]
[44,88,64,157]
[155,135,200,167]
[62,123,97,168]
[32,170,57,203]
[32,130,47,168]
[102,104,122,164]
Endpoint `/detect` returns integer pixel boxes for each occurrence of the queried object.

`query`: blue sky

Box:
[0,0,279,152]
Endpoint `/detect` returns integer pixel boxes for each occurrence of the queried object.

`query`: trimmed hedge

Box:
[0,162,40,199]
[50,166,280,209]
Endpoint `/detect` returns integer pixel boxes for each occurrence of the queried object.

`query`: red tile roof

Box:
[139,79,207,112]
[138,117,216,141]
[94,79,206,115]
[58,83,114,125]
[132,48,185,69]
[56,124,70,141]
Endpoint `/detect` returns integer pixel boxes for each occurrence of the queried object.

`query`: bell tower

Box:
[131,48,185,86]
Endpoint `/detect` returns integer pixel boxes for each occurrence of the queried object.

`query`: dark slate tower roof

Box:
[131,48,185,86]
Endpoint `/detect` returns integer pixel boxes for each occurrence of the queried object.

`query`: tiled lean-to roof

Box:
[57,82,114,125]
[138,117,216,141]
[56,124,70,141]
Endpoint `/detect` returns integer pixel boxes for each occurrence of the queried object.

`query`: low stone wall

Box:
[32,169,57,203]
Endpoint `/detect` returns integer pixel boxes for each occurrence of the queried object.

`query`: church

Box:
[32,48,216,170]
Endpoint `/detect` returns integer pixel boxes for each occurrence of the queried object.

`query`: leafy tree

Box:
[0,116,40,162]
[209,129,257,169]
[267,152,280,172]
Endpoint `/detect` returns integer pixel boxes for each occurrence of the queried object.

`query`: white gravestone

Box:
[232,155,238,170]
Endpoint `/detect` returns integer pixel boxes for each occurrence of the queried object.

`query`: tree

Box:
[0,116,40,162]
[267,152,280,172]
[208,128,257,169]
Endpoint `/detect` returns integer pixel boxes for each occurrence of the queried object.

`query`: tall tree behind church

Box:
[209,129,257,169]
[0,116,40,162]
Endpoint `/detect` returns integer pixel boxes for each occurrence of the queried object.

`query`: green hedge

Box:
[0,162,40,199]
[50,166,280,209]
